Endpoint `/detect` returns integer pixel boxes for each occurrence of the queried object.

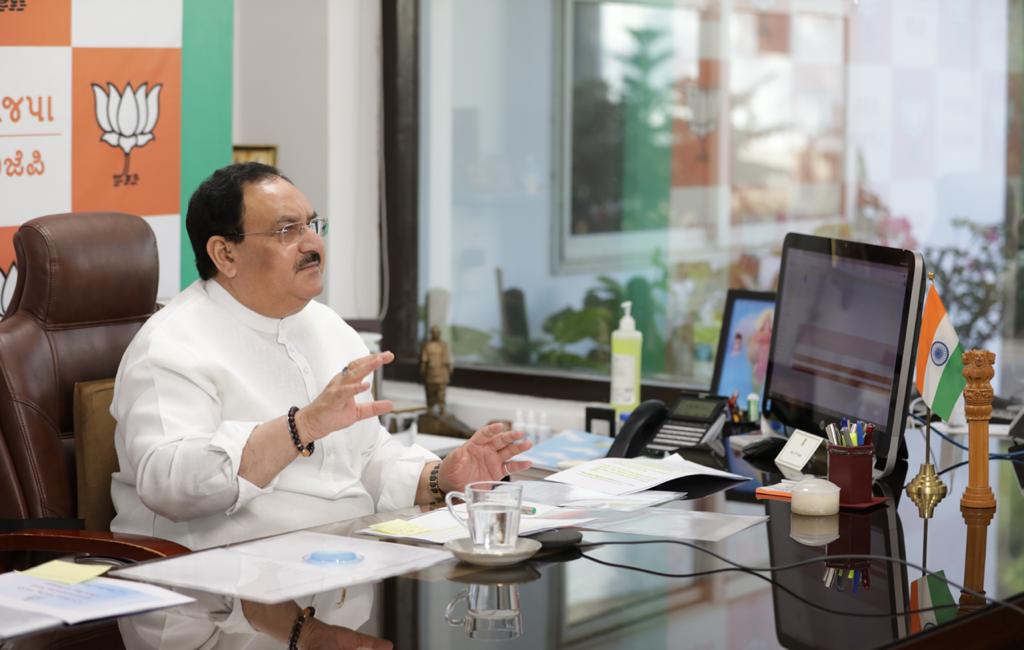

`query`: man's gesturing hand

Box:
[437,423,533,494]
[294,352,395,442]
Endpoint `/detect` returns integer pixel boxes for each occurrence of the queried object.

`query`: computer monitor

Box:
[761,233,925,478]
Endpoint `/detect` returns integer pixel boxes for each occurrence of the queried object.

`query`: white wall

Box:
[233,0,381,319]
[233,0,328,215]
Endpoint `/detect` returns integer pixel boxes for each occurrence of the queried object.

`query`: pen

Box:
[864,423,874,447]
[520,506,537,515]
[825,423,841,446]
[822,566,836,587]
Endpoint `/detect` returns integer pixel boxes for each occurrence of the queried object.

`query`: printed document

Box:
[517,480,685,511]
[360,503,594,544]
[581,508,768,542]
[0,572,193,626]
[113,532,451,604]
[544,454,747,496]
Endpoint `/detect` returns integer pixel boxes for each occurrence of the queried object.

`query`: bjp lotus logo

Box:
[91,82,162,186]
[680,79,719,161]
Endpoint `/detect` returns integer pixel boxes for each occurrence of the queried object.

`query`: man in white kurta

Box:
[109,279,432,550]
[111,163,531,551]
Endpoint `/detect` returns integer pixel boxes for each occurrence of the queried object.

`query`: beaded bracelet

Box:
[288,606,315,650]
[429,462,444,502]
[287,406,315,457]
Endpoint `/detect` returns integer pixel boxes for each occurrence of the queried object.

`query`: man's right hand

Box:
[294,351,395,442]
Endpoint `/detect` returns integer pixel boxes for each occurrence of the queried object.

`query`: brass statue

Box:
[417,325,472,438]
[420,325,452,414]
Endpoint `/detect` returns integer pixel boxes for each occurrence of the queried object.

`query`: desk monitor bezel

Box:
[761,233,925,478]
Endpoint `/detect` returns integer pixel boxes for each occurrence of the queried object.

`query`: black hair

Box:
[185,162,292,280]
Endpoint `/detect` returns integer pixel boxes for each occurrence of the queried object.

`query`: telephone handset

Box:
[607,393,729,459]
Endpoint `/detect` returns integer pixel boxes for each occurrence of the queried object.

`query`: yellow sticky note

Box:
[20,559,110,585]
[369,519,433,537]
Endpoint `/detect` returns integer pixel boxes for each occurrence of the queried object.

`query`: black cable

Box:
[578,539,1024,619]
[935,459,969,477]
[902,456,1024,490]
[908,413,1024,458]
[578,551,959,619]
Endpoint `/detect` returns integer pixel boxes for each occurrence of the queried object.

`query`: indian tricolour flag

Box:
[915,285,966,422]
[909,571,957,632]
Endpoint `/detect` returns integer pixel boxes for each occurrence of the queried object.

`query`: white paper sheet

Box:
[0,573,194,626]
[112,532,452,604]
[581,509,768,542]
[544,454,747,496]
[359,504,594,544]
[517,480,686,511]
[0,604,63,640]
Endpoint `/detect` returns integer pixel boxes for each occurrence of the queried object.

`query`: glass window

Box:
[416,0,1023,396]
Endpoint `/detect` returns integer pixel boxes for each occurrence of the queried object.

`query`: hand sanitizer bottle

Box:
[513,409,526,439]
[610,301,642,418]
[537,411,552,443]
[525,410,538,444]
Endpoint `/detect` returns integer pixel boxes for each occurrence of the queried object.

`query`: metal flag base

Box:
[907,462,948,519]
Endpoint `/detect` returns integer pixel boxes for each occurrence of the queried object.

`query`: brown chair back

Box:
[0,212,158,526]
[74,378,119,531]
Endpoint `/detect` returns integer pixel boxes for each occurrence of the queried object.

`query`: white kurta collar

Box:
[204,279,291,335]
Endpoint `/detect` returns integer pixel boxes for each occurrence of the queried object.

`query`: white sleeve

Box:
[115,342,278,522]
[358,425,439,511]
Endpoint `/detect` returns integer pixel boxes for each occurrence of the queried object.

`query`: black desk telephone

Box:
[607,393,729,459]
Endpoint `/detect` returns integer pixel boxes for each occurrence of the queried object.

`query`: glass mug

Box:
[445,481,523,552]
[444,583,523,641]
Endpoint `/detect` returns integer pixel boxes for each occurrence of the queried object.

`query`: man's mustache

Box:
[296,251,321,271]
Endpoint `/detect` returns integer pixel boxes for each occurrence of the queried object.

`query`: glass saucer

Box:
[444,538,542,566]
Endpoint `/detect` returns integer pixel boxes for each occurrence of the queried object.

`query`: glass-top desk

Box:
[5,430,1024,649]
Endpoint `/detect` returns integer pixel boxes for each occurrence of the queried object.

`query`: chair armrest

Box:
[0,528,189,562]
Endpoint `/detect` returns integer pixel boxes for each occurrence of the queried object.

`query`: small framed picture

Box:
[232,145,278,166]
[711,289,776,411]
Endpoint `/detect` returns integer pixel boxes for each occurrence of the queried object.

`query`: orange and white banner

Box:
[0,0,182,312]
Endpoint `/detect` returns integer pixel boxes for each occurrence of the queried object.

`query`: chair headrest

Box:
[9,212,158,326]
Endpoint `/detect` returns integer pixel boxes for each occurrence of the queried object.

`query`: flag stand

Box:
[906,401,948,519]
[907,271,948,518]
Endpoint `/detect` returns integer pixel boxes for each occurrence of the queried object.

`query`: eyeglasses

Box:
[237,217,329,245]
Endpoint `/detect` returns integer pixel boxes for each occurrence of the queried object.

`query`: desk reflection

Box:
[119,584,390,649]
[767,498,910,649]
[443,564,539,641]
[958,503,996,615]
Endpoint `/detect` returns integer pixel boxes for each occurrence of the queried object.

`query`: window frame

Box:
[380,0,699,404]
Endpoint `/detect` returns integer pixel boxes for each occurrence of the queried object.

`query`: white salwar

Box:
[111,280,436,550]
